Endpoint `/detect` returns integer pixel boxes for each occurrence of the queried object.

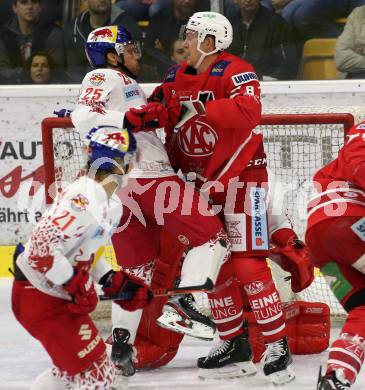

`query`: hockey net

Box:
[41,112,356,322]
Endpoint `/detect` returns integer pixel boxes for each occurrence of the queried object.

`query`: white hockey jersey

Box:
[71,68,175,179]
[17,176,123,300]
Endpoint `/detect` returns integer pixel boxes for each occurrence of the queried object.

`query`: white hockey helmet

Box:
[185,12,233,53]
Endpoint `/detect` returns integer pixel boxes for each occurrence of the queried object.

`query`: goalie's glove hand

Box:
[63,270,98,314]
[124,102,168,132]
[101,270,153,311]
[270,237,314,293]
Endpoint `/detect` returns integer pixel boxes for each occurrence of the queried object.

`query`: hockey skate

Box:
[317,367,351,390]
[262,337,295,385]
[197,321,257,379]
[156,294,216,341]
[111,328,136,377]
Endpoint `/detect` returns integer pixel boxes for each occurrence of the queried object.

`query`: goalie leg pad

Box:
[244,301,330,362]
[134,228,185,368]
[179,230,230,288]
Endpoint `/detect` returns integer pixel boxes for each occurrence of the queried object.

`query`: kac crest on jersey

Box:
[178,119,217,156]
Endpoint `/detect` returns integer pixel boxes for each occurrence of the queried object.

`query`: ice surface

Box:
[1,278,364,390]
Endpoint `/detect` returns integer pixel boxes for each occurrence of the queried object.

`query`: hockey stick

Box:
[174,99,206,129]
[99,238,228,301]
[98,279,214,301]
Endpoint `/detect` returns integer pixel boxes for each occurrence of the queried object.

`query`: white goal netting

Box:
[42,108,365,322]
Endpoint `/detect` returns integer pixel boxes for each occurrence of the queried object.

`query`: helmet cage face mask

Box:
[115,41,141,60]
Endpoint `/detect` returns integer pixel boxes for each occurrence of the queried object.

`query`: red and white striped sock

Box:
[327,334,365,385]
[208,278,244,340]
[244,279,286,343]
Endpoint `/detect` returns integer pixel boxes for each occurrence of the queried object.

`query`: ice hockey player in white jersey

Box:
[71,24,230,379]
[12,125,153,390]
[72,25,171,176]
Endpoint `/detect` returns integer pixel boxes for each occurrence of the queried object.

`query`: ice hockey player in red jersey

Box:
[72,24,230,379]
[11,125,153,389]
[306,121,365,390]
[149,11,295,385]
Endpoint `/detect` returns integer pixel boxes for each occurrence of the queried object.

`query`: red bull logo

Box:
[71,194,90,211]
[89,72,106,86]
[91,27,114,41]
[104,130,129,152]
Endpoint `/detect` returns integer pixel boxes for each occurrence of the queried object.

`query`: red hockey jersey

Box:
[307,121,365,229]
[151,51,263,195]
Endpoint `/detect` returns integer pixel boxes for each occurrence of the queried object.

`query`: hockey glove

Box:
[124,102,168,132]
[269,236,314,293]
[101,270,153,311]
[166,93,182,127]
[63,270,98,315]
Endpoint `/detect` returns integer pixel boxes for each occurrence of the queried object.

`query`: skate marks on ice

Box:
[1,279,365,390]
[127,338,319,390]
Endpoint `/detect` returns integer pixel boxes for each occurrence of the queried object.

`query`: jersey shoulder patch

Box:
[164,65,180,83]
[88,72,106,86]
[231,71,258,86]
[70,193,90,212]
[210,60,231,76]
[123,83,143,102]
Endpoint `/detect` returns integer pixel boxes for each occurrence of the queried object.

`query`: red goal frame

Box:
[41,113,355,205]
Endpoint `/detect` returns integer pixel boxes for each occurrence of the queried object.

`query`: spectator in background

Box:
[282,0,365,40]
[139,38,187,82]
[63,0,141,83]
[21,51,70,84]
[259,0,304,19]
[228,0,299,80]
[170,38,188,63]
[0,0,65,84]
[335,5,365,78]
[142,0,209,73]
[115,0,164,20]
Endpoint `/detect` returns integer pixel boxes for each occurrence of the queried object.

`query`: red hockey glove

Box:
[124,102,168,132]
[63,270,98,315]
[101,270,153,312]
[147,84,164,103]
[269,237,314,293]
[166,93,182,127]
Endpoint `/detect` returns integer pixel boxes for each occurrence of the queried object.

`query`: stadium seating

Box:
[299,38,338,80]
